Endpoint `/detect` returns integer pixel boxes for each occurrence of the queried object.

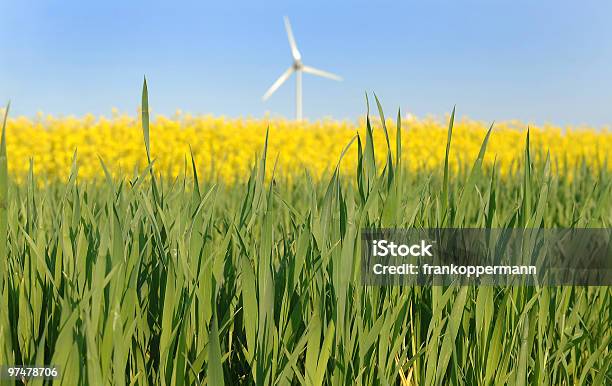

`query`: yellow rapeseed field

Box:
[4,112,611,183]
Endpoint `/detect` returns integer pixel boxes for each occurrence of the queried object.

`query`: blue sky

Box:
[1,0,611,125]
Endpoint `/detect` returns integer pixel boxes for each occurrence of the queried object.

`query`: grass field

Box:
[0,83,610,385]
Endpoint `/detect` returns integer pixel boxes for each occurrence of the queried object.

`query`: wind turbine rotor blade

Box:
[262,67,294,101]
[283,16,302,61]
[302,65,342,81]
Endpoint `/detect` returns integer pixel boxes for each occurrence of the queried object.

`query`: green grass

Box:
[0,84,610,385]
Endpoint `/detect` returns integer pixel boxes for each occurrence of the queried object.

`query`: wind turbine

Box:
[263,16,342,120]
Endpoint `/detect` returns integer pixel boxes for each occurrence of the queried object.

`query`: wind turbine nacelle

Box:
[292,61,303,71]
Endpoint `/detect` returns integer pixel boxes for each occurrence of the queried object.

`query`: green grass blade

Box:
[441,106,455,220]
